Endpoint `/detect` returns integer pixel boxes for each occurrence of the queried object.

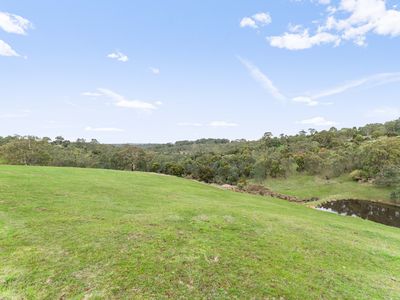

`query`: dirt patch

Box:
[220,184,319,203]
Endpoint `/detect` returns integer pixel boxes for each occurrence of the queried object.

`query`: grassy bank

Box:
[0,166,399,299]
[262,175,394,204]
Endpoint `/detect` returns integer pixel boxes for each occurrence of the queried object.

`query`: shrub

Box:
[390,188,400,203]
[237,178,247,190]
[375,165,400,187]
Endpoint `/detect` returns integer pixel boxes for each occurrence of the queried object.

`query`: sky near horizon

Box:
[1,0,400,143]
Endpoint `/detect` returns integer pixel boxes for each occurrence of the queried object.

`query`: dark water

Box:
[317,199,400,228]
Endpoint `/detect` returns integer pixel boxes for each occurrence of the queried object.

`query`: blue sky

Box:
[1,0,400,143]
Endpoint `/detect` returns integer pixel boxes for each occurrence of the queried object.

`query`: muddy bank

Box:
[317,199,400,228]
[219,184,318,203]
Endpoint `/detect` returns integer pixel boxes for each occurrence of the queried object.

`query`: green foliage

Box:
[0,137,51,165]
[390,188,400,203]
[359,137,400,177]
[375,165,400,187]
[164,162,184,177]
[1,118,400,188]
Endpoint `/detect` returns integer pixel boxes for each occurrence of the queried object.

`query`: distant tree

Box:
[111,146,147,171]
[298,130,307,136]
[0,137,51,166]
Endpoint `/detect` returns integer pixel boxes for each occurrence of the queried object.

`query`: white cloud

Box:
[293,72,400,105]
[240,17,257,29]
[177,122,203,127]
[81,92,102,97]
[239,57,400,107]
[209,121,238,127]
[0,39,19,57]
[299,116,337,126]
[107,51,129,62]
[178,121,239,128]
[294,0,331,4]
[268,30,340,50]
[253,13,272,25]
[366,107,400,117]
[240,12,271,29]
[149,67,160,75]
[0,12,32,58]
[0,12,33,35]
[269,0,400,50]
[85,126,124,132]
[292,96,320,106]
[238,57,286,102]
[83,88,161,111]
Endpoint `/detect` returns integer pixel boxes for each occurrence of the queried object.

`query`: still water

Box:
[317,199,400,228]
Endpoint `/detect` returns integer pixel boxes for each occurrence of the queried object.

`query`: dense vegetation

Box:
[1,166,399,299]
[1,119,400,197]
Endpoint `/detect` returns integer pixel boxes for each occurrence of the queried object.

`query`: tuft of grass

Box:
[0,166,399,299]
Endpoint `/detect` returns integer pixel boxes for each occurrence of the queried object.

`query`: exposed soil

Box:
[219,184,319,203]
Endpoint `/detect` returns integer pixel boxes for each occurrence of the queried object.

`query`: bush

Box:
[375,165,400,187]
[237,178,247,190]
[390,188,400,203]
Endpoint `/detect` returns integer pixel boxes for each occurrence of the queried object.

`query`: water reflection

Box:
[317,199,400,228]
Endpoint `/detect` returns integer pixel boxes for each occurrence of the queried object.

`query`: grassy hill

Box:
[0,166,399,299]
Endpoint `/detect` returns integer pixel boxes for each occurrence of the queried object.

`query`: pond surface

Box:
[317,199,400,228]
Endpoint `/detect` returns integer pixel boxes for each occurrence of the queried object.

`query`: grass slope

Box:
[0,166,399,299]
[263,175,394,204]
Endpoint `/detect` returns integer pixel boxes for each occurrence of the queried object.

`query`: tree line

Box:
[1,119,400,199]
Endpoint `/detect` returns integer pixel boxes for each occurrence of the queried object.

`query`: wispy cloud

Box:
[238,57,286,102]
[177,121,239,128]
[107,51,129,62]
[177,122,203,127]
[149,67,160,75]
[0,12,33,35]
[298,116,337,126]
[83,88,161,111]
[209,121,238,127]
[85,126,124,132]
[293,72,400,105]
[0,39,19,57]
[81,92,102,97]
[292,96,320,107]
[366,107,400,118]
[240,57,400,107]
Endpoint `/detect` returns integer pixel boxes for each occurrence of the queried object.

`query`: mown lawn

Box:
[0,166,399,299]
[263,175,394,203]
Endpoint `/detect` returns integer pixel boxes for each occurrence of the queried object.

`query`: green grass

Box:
[263,175,395,204]
[0,166,399,299]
